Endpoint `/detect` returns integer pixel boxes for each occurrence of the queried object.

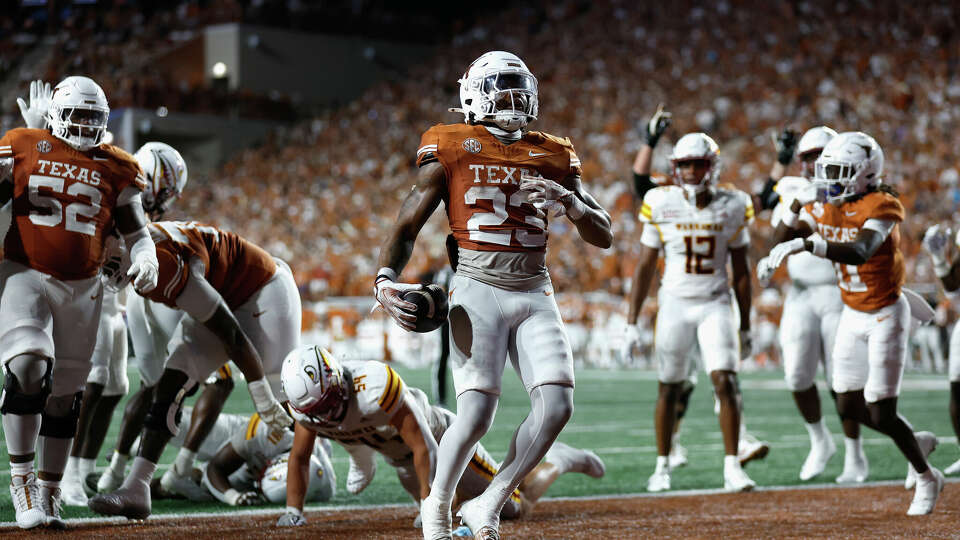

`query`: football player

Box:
[762,126,869,483]
[374,51,612,540]
[61,141,190,507]
[759,132,944,515]
[275,345,605,529]
[920,224,960,477]
[88,221,296,519]
[0,76,160,530]
[624,131,756,493]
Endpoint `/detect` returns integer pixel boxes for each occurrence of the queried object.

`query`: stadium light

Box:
[212,62,228,79]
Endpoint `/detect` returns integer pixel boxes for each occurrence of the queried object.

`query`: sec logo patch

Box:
[462,138,482,154]
[36,140,52,153]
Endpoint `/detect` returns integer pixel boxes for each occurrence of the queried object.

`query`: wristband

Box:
[781,209,799,228]
[808,236,827,258]
[248,378,276,411]
[375,267,397,285]
[562,193,587,220]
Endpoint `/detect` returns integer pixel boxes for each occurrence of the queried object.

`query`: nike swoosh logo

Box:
[448,287,456,299]
[93,156,109,161]
[90,292,102,301]
[529,151,548,157]
[845,211,857,216]
[253,310,267,318]
[877,315,890,322]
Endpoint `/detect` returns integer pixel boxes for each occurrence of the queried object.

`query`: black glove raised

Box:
[775,128,799,165]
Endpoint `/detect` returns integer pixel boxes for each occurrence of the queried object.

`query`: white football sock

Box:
[10,461,35,477]
[844,436,863,456]
[77,457,95,481]
[108,450,130,476]
[173,449,196,475]
[804,419,828,443]
[724,455,739,470]
[121,457,157,489]
[656,455,669,472]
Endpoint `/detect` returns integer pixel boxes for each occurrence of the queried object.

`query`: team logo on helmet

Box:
[303,364,318,383]
[462,138,482,154]
[36,140,51,153]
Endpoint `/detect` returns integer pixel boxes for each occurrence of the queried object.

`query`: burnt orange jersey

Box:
[416,124,581,252]
[0,128,145,280]
[803,191,905,311]
[144,221,277,310]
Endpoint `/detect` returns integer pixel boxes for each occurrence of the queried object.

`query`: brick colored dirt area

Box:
[7,484,958,539]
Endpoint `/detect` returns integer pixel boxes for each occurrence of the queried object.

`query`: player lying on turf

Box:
[275,345,606,529]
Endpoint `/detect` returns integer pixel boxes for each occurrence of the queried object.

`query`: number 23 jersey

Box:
[416,123,581,253]
[639,185,754,299]
[0,128,145,280]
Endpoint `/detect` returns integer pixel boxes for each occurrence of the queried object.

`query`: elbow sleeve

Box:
[758,178,779,211]
[633,173,656,200]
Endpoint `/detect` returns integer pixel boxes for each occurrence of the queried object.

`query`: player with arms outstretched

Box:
[374,51,612,540]
[0,76,159,529]
[760,131,944,515]
[625,131,756,493]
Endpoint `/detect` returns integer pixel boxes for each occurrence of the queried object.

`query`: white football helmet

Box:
[46,76,109,151]
[813,131,884,203]
[669,132,721,198]
[259,451,336,504]
[456,51,538,132]
[796,126,838,178]
[281,344,349,425]
[135,142,188,217]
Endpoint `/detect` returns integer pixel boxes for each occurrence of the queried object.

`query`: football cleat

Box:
[420,493,452,540]
[836,449,869,484]
[668,443,688,470]
[457,497,499,540]
[473,526,500,540]
[904,431,938,490]
[160,467,213,502]
[88,484,151,520]
[906,467,944,516]
[723,462,756,492]
[39,483,66,530]
[61,473,89,507]
[9,471,46,529]
[738,433,770,467]
[646,468,671,492]
[944,458,960,476]
[544,441,606,478]
[799,435,836,481]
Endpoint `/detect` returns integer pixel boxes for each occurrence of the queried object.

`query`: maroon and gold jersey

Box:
[416,124,581,253]
[803,191,905,311]
[144,221,277,310]
[0,128,145,280]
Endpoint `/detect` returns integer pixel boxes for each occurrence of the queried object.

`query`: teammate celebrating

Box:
[625,131,756,493]
[759,131,944,515]
[763,126,869,483]
[374,51,612,540]
[88,221,296,519]
[0,76,159,530]
[276,345,605,530]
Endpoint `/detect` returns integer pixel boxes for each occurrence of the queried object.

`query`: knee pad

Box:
[0,357,52,415]
[39,392,82,438]
[144,380,196,437]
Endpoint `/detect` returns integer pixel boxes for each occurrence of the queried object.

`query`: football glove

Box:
[738,329,753,360]
[774,128,799,165]
[233,490,265,507]
[621,324,642,363]
[248,379,293,433]
[520,175,586,219]
[374,276,422,332]
[766,238,806,271]
[277,507,306,527]
[756,256,776,286]
[127,255,159,294]
[922,224,955,277]
[16,80,52,130]
[641,103,672,148]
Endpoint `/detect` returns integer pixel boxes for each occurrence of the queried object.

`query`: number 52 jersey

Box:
[639,185,754,299]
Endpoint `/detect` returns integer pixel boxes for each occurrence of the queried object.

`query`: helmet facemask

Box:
[50,106,108,151]
[813,159,862,204]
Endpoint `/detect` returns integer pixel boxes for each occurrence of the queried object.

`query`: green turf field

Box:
[1,366,957,522]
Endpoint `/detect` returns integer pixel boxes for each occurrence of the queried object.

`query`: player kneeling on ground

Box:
[275,345,605,529]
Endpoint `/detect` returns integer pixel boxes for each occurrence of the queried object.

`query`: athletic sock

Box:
[108,451,129,476]
[173,449,196,475]
[844,436,863,457]
[77,457,95,481]
[121,457,157,489]
[10,461,35,477]
[723,455,739,471]
[804,419,828,444]
[655,455,669,472]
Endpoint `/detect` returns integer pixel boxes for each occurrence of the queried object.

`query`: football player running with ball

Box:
[375,51,612,540]
[0,76,159,530]
[759,132,944,515]
[625,131,757,493]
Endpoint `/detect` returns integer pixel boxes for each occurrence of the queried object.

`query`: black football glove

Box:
[640,103,672,148]
[774,128,799,165]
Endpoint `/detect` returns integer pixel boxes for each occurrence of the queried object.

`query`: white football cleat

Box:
[88,483,151,520]
[346,449,377,495]
[646,468,671,492]
[39,483,66,530]
[836,448,869,484]
[904,431,938,490]
[544,441,606,478]
[799,435,836,481]
[457,497,499,540]
[738,433,770,467]
[160,467,213,501]
[668,443,688,470]
[723,462,756,492]
[9,471,46,529]
[945,458,960,476]
[60,473,89,507]
[97,466,124,494]
[420,493,452,540]
[906,467,944,516]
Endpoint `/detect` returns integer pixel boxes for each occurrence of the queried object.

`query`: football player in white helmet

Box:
[0,76,158,530]
[920,225,960,477]
[625,129,756,494]
[376,50,612,540]
[276,345,605,531]
[758,126,869,483]
[760,132,944,515]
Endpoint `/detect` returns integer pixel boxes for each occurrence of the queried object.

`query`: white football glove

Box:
[277,507,306,527]
[248,379,293,433]
[756,256,776,286]
[764,238,806,273]
[16,80,52,130]
[738,329,753,361]
[621,324,642,363]
[127,254,159,294]
[233,490,265,507]
[374,276,423,332]
[922,224,954,277]
[521,175,572,208]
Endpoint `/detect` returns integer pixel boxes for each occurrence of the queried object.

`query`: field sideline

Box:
[1,364,957,530]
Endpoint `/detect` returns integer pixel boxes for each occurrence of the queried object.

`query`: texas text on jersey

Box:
[417,123,581,253]
[0,127,145,280]
[144,221,277,309]
[800,191,905,311]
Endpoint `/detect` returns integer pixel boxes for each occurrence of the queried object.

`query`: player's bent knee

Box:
[39,392,82,438]
[0,356,52,414]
